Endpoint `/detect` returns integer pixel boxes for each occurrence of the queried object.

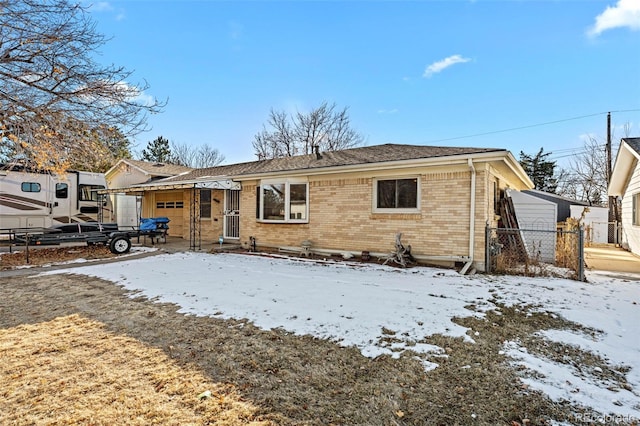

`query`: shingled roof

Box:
[161,144,506,182]
[118,159,193,178]
[623,137,640,155]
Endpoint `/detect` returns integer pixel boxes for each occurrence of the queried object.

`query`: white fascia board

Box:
[128,177,241,191]
[196,179,241,190]
[609,141,640,196]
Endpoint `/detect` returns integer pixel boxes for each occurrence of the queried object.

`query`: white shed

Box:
[506,189,557,263]
[569,205,609,244]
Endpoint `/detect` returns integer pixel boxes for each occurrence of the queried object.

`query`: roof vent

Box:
[153,163,165,167]
[314,145,322,160]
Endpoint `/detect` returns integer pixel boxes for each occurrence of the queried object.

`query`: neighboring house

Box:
[609,137,640,255]
[106,144,533,272]
[105,159,192,231]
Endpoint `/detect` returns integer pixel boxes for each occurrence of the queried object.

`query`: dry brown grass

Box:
[1,258,635,425]
[0,314,271,425]
[0,245,116,270]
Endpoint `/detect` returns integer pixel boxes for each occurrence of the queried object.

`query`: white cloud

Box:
[228,21,244,40]
[117,82,155,107]
[423,54,471,78]
[88,2,113,12]
[81,81,155,107]
[588,0,640,37]
[377,108,399,115]
[85,1,125,21]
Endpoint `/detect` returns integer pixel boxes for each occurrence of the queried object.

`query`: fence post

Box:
[578,226,585,282]
[25,232,30,264]
[485,224,491,274]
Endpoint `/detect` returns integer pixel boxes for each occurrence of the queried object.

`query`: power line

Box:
[547,145,606,161]
[422,110,640,145]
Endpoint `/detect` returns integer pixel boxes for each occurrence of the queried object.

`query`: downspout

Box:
[460,158,476,275]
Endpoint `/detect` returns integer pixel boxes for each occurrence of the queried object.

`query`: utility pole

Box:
[606,112,619,241]
[606,112,612,188]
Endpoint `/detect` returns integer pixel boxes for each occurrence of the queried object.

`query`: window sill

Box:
[372,208,421,214]
[257,219,309,224]
[371,212,422,220]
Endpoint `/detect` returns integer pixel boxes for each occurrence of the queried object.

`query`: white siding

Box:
[115,194,140,229]
[620,161,640,255]
[106,164,149,227]
[570,205,609,244]
[507,189,557,263]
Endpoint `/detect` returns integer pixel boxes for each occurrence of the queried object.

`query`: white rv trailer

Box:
[0,164,113,229]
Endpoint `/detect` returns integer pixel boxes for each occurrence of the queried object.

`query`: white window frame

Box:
[258,178,309,223]
[633,192,640,226]
[372,176,421,214]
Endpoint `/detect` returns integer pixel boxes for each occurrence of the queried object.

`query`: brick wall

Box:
[239,166,494,267]
[141,161,525,271]
[176,188,225,241]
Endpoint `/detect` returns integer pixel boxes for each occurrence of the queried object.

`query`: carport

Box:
[99,178,241,250]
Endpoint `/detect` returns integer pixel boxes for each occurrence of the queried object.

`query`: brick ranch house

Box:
[105,144,533,272]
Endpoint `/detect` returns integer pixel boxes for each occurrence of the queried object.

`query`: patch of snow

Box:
[41,251,640,418]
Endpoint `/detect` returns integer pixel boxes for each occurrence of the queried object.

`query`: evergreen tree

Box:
[141,136,173,163]
[519,148,559,193]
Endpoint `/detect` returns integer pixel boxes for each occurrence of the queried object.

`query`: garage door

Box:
[154,191,184,237]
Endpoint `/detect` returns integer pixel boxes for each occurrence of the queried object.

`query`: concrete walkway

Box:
[584,245,640,280]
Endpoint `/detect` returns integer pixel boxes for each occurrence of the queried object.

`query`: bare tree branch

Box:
[171,141,225,168]
[252,101,364,159]
[557,137,608,205]
[0,0,165,173]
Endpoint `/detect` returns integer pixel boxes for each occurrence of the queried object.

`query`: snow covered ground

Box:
[42,251,640,420]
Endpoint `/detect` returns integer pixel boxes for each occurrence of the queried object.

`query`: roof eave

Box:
[231,150,529,183]
[609,141,640,196]
[105,159,152,179]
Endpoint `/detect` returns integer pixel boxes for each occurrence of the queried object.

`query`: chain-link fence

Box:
[485,226,584,281]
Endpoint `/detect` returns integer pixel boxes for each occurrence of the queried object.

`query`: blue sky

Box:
[88,0,640,166]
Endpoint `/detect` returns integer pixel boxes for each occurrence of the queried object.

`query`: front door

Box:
[223,189,240,239]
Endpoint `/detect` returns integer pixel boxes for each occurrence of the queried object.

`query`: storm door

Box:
[223,189,240,239]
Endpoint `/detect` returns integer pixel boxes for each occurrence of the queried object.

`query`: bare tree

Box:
[558,124,631,206]
[0,0,164,173]
[252,101,364,159]
[252,109,295,159]
[171,142,225,168]
[557,136,609,205]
